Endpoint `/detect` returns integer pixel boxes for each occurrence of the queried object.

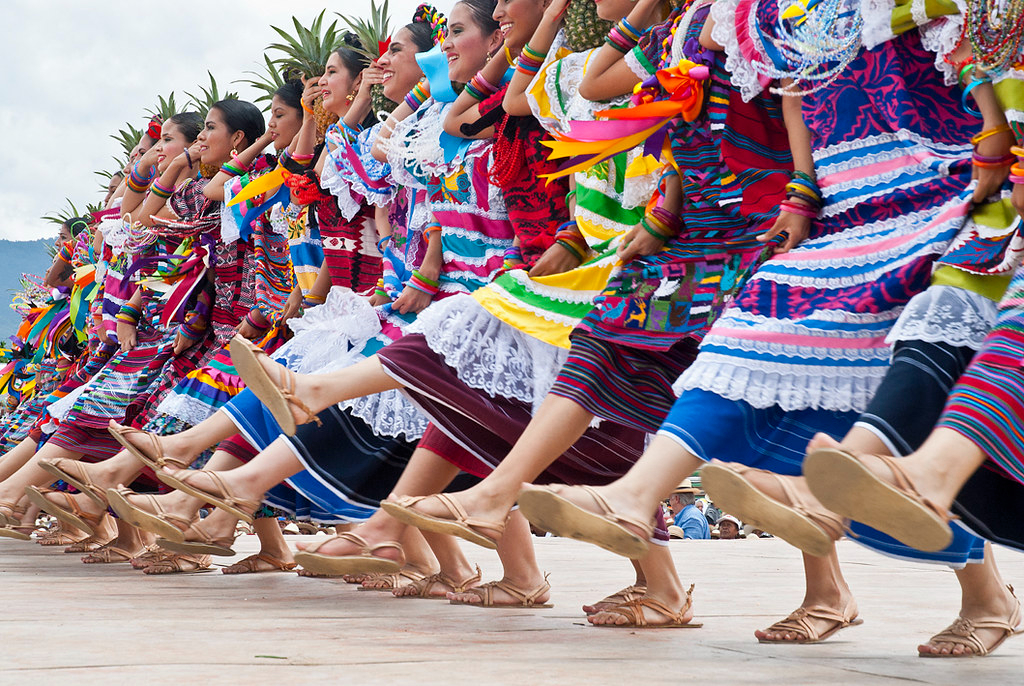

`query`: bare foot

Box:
[222,552,296,574]
[588,589,695,627]
[394,566,482,598]
[448,575,551,607]
[294,524,405,568]
[754,597,860,643]
[583,585,648,615]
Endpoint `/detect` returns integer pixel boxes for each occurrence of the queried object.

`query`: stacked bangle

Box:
[424,221,442,239]
[972,152,1016,168]
[374,278,389,299]
[643,206,682,240]
[404,82,431,110]
[115,303,140,325]
[972,124,1013,146]
[606,18,642,53]
[127,163,154,193]
[503,245,524,269]
[407,270,440,296]
[1010,146,1024,184]
[780,201,819,218]
[150,179,174,199]
[554,222,589,261]
[220,160,248,177]
[516,44,545,77]
[178,322,204,341]
[465,71,499,101]
[785,171,822,211]
[244,311,269,331]
[961,73,992,118]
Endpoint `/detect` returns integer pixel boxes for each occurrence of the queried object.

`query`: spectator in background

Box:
[703,500,722,526]
[716,514,742,540]
[668,479,709,540]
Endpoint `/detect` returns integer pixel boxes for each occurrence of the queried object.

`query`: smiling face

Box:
[444,2,503,82]
[493,0,547,50]
[153,122,189,174]
[196,107,240,167]
[317,52,358,116]
[593,0,635,22]
[376,27,426,101]
[267,94,303,151]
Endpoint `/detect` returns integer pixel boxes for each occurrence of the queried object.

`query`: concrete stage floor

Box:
[2,534,1022,684]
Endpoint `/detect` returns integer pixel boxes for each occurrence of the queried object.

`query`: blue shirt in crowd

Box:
[674,504,710,539]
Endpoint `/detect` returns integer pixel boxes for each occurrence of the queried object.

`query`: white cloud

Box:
[0,0,427,241]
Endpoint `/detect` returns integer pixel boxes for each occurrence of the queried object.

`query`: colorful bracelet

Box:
[780,201,819,218]
[183,148,193,169]
[516,55,543,77]
[640,216,671,241]
[220,161,247,178]
[1009,174,1024,184]
[465,71,499,102]
[424,221,442,238]
[178,323,204,341]
[149,180,174,199]
[504,245,523,262]
[407,270,440,296]
[961,75,990,118]
[648,206,682,235]
[127,162,154,192]
[301,100,315,115]
[972,124,1013,146]
[244,311,269,331]
[404,81,431,110]
[972,152,1016,168]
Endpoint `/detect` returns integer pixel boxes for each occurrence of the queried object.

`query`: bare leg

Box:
[754,549,856,640]
[401,396,595,540]
[172,438,303,505]
[222,516,296,574]
[0,442,86,508]
[110,410,240,473]
[0,438,38,482]
[583,559,647,615]
[82,518,153,563]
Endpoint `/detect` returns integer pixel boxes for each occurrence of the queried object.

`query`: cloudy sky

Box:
[1,0,425,241]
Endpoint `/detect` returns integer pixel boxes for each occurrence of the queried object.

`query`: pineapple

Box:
[565,0,614,52]
[338,0,397,116]
[185,71,240,117]
[145,92,180,122]
[267,11,346,140]
[235,55,291,112]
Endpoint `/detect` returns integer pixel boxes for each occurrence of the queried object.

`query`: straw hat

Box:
[673,478,701,495]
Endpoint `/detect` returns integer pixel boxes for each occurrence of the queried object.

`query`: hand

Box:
[972,127,1015,203]
[96,326,113,346]
[235,319,265,340]
[116,321,137,353]
[172,330,198,356]
[758,208,811,254]
[175,140,203,171]
[368,290,391,307]
[528,242,584,277]
[359,64,386,93]
[136,145,161,175]
[543,0,571,23]
[302,76,323,115]
[617,224,667,262]
[279,288,303,328]
[390,285,433,314]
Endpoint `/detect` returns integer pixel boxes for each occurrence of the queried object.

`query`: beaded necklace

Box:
[750,0,863,96]
[965,0,1024,75]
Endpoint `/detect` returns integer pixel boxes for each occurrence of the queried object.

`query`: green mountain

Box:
[0,239,56,339]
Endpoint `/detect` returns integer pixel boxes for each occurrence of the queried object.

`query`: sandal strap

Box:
[184,521,235,548]
[473,575,551,606]
[175,470,260,515]
[872,454,951,523]
[603,594,693,627]
[579,485,654,537]
[432,493,506,534]
[768,471,847,539]
[768,603,855,641]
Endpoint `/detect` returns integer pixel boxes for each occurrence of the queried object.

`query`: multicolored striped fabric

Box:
[939,266,1024,484]
[677,10,981,413]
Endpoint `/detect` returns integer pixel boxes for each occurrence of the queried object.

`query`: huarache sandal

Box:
[130,544,172,569]
[381,494,504,550]
[222,553,297,574]
[584,585,648,615]
[38,524,89,547]
[593,586,702,628]
[25,486,104,537]
[65,534,114,553]
[756,600,863,643]
[38,458,110,508]
[0,500,21,526]
[81,544,141,564]
[229,335,321,436]
[920,586,1023,657]
[142,552,213,575]
[156,520,237,556]
[106,486,194,542]
[701,461,843,558]
[517,485,652,559]
[107,422,193,473]
[155,468,259,524]
[357,568,428,591]
[804,448,953,552]
[449,576,553,608]
[396,566,484,599]
[293,532,403,576]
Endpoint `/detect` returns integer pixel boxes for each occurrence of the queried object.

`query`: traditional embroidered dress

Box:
[658,0,989,566]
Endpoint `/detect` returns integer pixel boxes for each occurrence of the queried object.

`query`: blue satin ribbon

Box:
[415,44,473,164]
[239,184,291,239]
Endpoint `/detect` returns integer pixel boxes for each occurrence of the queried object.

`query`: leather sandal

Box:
[804,447,953,552]
[584,585,648,615]
[293,532,403,576]
[107,422,192,473]
[594,585,702,628]
[757,599,863,643]
[154,469,259,524]
[0,525,33,541]
[82,544,141,564]
[142,552,213,575]
[358,568,428,591]
[380,494,504,550]
[921,585,1023,657]
[517,484,652,559]
[25,486,104,537]
[397,565,483,599]
[38,458,110,508]
[0,500,20,526]
[130,545,174,569]
[229,335,321,436]
[65,533,114,554]
[222,553,297,574]
[701,461,843,558]
[156,520,237,556]
[449,575,553,608]
[106,486,194,542]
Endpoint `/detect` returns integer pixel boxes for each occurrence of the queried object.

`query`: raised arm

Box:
[577,0,666,101]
